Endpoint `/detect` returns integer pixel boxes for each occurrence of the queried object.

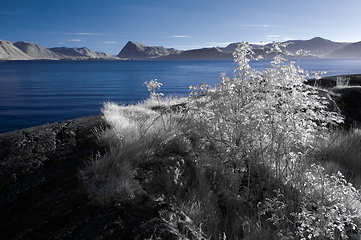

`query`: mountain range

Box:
[118,37,359,60]
[1,37,360,61]
[0,40,119,61]
[218,37,350,56]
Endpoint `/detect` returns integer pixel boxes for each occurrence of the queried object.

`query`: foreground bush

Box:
[81,42,361,239]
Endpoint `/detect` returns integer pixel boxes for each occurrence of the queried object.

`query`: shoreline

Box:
[1,73,361,135]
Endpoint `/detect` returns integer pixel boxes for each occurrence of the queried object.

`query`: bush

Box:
[188,42,342,183]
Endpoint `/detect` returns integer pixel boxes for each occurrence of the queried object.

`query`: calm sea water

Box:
[1,58,361,134]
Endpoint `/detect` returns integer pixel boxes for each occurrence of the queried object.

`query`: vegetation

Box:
[81,42,361,239]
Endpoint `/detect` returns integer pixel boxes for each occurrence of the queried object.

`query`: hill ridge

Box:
[117,41,182,59]
[326,41,361,57]
[0,40,118,61]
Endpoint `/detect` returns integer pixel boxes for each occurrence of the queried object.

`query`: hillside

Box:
[0,40,118,61]
[326,41,361,57]
[14,42,61,60]
[49,47,117,60]
[117,41,182,59]
[158,47,232,60]
[0,40,32,60]
[220,43,263,53]
[283,37,350,56]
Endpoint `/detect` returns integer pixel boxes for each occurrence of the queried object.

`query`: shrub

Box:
[187,42,343,183]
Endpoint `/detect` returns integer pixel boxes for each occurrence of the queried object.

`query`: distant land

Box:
[117,41,182,59]
[119,37,357,60]
[1,37,360,61]
[0,40,120,61]
[326,41,361,58]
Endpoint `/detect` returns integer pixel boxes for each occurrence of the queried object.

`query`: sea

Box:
[1,58,361,134]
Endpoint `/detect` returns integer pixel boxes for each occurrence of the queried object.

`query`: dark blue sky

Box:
[1,0,360,55]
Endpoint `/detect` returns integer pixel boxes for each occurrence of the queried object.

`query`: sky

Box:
[1,0,361,55]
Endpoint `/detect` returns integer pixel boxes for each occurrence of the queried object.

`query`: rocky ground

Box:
[0,115,202,239]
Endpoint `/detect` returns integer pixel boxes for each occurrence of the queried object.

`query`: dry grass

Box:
[314,128,361,188]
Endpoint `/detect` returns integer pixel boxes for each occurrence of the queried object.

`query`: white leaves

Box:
[144,79,162,91]
[144,79,164,99]
[233,42,255,76]
[293,164,361,239]
[295,49,311,56]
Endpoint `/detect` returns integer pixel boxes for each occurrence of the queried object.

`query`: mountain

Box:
[159,47,232,60]
[326,41,361,57]
[14,41,61,60]
[119,37,351,60]
[49,47,116,60]
[220,37,351,57]
[117,41,182,59]
[220,43,263,53]
[0,39,118,61]
[0,40,32,60]
[283,37,350,56]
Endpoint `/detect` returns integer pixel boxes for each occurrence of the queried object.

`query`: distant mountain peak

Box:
[14,41,61,60]
[310,36,327,41]
[117,41,182,59]
[0,40,32,60]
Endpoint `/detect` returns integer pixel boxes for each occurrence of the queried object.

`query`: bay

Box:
[1,58,361,134]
